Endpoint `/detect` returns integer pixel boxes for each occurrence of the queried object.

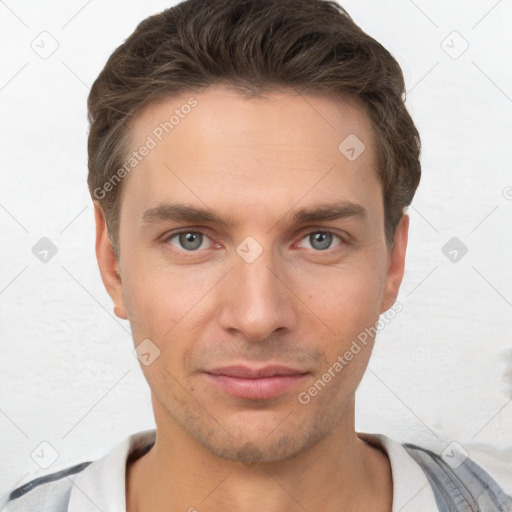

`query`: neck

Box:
[126,398,392,512]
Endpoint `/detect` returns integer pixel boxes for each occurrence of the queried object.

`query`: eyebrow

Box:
[141,201,368,227]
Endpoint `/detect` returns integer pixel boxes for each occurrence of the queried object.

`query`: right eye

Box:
[165,231,214,251]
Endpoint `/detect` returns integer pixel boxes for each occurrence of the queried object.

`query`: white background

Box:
[1,0,511,499]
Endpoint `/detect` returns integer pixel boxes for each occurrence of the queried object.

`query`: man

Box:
[2,0,511,511]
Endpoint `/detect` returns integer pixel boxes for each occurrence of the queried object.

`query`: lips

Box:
[207,365,306,378]
[204,365,308,400]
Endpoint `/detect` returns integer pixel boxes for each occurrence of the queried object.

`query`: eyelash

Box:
[162,228,347,253]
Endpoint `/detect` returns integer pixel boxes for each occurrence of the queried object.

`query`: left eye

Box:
[299,231,342,251]
[167,231,213,251]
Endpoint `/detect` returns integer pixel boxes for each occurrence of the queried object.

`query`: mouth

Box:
[204,365,309,400]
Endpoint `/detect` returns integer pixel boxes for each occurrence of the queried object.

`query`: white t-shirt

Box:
[1,430,440,511]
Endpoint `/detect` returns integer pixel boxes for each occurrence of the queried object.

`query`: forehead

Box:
[129,86,373,159]
[120,86,382,227]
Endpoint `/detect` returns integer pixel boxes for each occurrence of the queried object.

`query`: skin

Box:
[95,85,409,512]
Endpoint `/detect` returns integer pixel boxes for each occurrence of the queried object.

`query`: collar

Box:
[357,432,439,510]
[68,429,438,511]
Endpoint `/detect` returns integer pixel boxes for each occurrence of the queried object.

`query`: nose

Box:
[218,246,297,342]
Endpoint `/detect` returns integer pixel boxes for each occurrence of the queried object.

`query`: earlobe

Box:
[380,214,409,314]
[94,203,128,320]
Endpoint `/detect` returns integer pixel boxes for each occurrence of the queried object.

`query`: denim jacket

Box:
[404,443,512,511]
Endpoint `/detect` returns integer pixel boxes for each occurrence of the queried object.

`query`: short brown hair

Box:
[87,0,421,255]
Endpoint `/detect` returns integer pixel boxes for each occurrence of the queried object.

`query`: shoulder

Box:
[358,431,512,511]
[1,430,156,512]
[403,442,512,511]
[0,461,92,512]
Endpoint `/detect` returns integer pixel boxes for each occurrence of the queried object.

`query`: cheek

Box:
[120,264,172,346]
[121,254,202,325]
[297,259,386,335]
[121,261,211,374]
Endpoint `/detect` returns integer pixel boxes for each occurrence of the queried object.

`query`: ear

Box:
[380,214,409,314]
[94,202,128,320]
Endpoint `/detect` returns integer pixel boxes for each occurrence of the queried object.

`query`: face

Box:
[95,86,408,463]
